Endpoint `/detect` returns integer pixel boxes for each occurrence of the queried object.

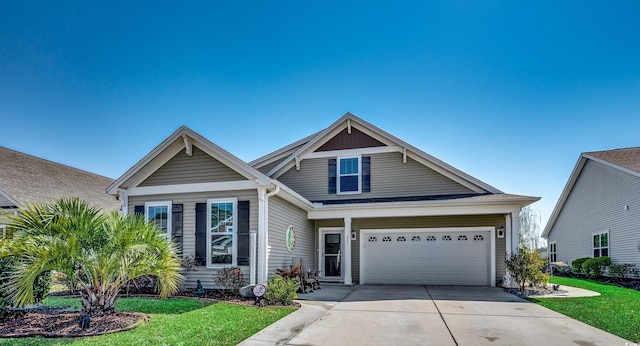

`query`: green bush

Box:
[0,256,51,308]
[213,266,246,294]
[571,257,591,274]
[582,256,611,279]
[264,275,299,306]
[608,263,637,279]
[505,249,549,290]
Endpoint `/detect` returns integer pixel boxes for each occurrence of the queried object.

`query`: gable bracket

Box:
[295,157,301,171]
[403,148,407,164]
[182,134,193,157]
[347,119,352,134]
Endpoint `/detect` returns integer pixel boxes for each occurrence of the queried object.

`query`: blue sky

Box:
[2,1,640,231]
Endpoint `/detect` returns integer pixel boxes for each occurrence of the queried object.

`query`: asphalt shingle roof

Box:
[0,147,120,212]
[585,147,640,174]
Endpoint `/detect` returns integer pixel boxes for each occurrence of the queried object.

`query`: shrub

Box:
[264,275,299,306]
[505,249,549,290]
[571,257,591,274]
[608,263,638,279]
[582,256,611,279]
[0,257,51,308]
[275,265,303,279]
[214,267,246,294]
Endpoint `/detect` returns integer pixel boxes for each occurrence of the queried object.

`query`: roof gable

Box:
[107,126,272,194]
[543,147,640,238]
[315,127,385,152]
[265,112,501,194]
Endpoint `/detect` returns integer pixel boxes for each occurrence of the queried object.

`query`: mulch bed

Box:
[504,286,569,298]
[0,306,148,338]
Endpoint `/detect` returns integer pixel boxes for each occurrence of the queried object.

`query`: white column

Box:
[505,214,512,255]
[343,217,352,285]
[250,230,257,285]
[118,189,128,215]
[257,187,267,284]
[512,211,521,254]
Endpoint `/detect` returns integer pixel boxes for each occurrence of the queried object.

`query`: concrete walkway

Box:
[240,285,630,346]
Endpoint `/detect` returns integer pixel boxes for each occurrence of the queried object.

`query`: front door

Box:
[321,230,343,279]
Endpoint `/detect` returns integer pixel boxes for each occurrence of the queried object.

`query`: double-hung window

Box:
[549,242,557,262]
[145,201,172,238]
[593,230,609,257]
[207,198,237,266]
[338,156,361,194]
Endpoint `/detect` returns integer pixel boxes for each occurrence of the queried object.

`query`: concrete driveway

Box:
[242,285,630,346]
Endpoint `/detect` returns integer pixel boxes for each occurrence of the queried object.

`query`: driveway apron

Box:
[248,285,630,346]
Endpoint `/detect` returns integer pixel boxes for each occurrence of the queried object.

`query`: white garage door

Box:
[361,229,493,286]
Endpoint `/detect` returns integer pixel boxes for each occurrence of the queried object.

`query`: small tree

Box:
[505,249,549,290]
[519,206,542,250]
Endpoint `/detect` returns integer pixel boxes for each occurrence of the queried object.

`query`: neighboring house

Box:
[0,147,120,235]
[543,147,640,269]
[106,113,538,288]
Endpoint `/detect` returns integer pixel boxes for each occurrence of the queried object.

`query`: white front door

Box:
[320,228,343,280]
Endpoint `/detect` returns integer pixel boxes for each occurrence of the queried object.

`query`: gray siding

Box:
[548,160,640,268]
[317,215,506,284]
[278,152,476,202]
[267,196,315,277]
[140,145,245,186]
[129,190,258,289]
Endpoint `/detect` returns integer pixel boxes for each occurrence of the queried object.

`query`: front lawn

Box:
[529,276,640,342]
[0,297,295,346]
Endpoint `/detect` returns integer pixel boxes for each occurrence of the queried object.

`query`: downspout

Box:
[261,185,280,283]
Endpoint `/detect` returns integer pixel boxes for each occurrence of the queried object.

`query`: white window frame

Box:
[337,155,362,195]
[145,201,172,239]
[206,198,238,268]
[592,230,609,257]
[549,242,557,263]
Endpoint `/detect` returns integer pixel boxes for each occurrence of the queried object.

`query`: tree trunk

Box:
[80,285,118,316]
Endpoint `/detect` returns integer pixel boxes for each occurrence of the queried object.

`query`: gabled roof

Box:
[542,146,640,238]
[106,126,314,210]
[0,147,119,212]
[262,112,503,194]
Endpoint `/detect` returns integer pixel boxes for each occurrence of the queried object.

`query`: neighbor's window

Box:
[145,201,172,238]
[208,198,237,266]
[593,231,609,257]
[549,242,557,262]
[338,156,361,194]
[0,224,5,238]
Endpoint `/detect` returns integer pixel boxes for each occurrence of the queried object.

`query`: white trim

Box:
[0,224,6,238]
[300,146,403,160]
[206,198,238,268]
[359,227,496,287]
[337,156,362,195]
[343,217,352,285]
[144,201,172,238]
[0,187,23,209]
[319,227,344,281]
[592,229,610,257]
[128,181,258,196]
[182,134,193,156]
[309,200,524,220]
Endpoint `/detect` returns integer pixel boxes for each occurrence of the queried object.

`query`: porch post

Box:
[505,213,512,255]
[343,217,352,285]
[511,211,521,254]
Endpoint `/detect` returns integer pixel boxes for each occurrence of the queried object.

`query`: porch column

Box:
[257,187,267,284]
[511,211,521,254]
[505,214,512,255]
[343,217,352,285]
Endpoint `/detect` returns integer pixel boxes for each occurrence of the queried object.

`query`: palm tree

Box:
[0,197,184,316]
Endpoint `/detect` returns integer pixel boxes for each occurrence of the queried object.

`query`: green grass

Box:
[1,297,296,346]
[529,276,640,342]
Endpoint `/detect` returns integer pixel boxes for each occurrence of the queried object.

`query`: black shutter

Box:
[237,201,250,266]
[362,156,371,192]
[328,158,337,194]
[195,203,207,265]
[134,205,144,215]
[172,204,183,253]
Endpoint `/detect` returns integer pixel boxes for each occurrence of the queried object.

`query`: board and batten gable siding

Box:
[278,152,477,202]
[548,159,640,267]
[128,190,258,289]
[140,145,245,186]
[267,196,315,277]
[316,214,506,284]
